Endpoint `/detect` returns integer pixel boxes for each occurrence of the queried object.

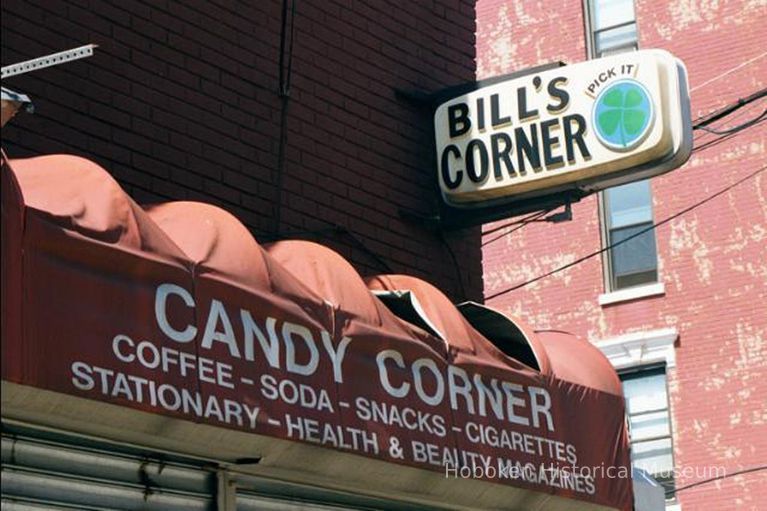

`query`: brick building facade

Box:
[3,1,765,509]
[478,1,766,510]
[2,0,481,301]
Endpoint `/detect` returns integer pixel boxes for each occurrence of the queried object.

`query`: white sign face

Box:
[434,50,691,207]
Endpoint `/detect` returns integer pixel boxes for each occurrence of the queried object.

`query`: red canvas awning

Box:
[1,154,632,510]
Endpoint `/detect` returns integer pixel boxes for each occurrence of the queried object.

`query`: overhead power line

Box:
[482,89,766,250]
[692,113,767,154]
[485,161,767,300]
[692,87,767,129]
[690,87,766,150]
[692,96,766,147]
[695,109,767,136]
[482,208,555,247]
[665,465,767,498]
[689,51,767,93]
[483,208,554,236]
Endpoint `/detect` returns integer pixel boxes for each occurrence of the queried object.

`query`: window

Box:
[585,0,660,293]
[586,0,639,57]
[603,180,658,290]
[597,330,678,503]
[621,365,675,494]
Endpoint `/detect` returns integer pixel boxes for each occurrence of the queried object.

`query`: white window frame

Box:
[599,187,664,302]
[598,281,665,306]
[598,185,662,296]
[595,327,677,370]
[595,328,680,509]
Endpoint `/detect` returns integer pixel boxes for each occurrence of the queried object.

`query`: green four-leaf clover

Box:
[596,83,651,148]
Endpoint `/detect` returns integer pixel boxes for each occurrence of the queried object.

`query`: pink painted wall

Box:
[478,1,767,509]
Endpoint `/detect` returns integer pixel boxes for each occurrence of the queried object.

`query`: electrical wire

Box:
[481,208,555,247]
[482,88,767,294]
[485,162,767,300]
[481,92,767,250]
[272,0,298,236]
[692,88,767,128]
[278,0,297,97]
[692,114,767,154]
[691,97,767,152]
[691,97,765,146]
[665,465,767,498]
[483,208,554,236]
[689,51,767,93]
[439,232,467,300]
[342,227,393,273]
[695,109,767,136]
[689,88,767,151]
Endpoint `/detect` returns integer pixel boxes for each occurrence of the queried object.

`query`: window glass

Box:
[595,24,638,55]
[610,225,657,277]
[604,180,658,290]
[623,371,667,411]
[631,438,674,476]
[623,372,670,440]
[590,0,638,57]
[621,368,675,489]
[605,179,653,228]
[592,0,636,29]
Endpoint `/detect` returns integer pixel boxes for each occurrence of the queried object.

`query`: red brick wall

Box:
[478,1,766,510]
[1,0,481,301]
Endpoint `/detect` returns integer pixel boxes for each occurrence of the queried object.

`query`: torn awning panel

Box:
[456,302,623,396]
[457,301,550,373]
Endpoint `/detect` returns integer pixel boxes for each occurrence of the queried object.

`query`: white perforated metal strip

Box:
[1,45,96,79]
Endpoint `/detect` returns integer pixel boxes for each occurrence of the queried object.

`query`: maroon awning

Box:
[2,154,633,510]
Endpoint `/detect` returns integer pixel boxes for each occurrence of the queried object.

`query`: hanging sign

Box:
[434,49,691,207]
